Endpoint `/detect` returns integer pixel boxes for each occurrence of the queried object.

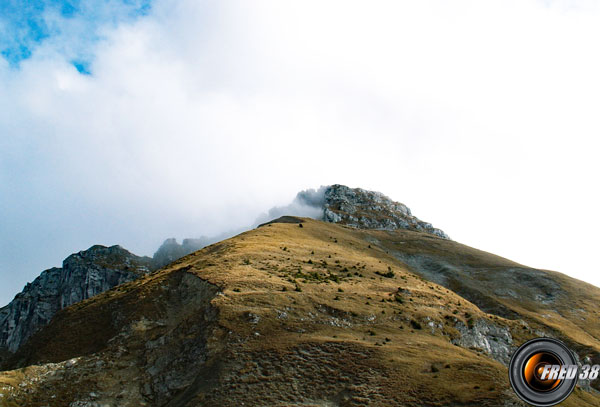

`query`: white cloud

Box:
[1,0,600,305]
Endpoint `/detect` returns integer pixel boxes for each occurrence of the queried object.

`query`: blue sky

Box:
[1,0,600,307]
[0,0,151,67]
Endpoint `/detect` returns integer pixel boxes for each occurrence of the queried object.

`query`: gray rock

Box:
[0,245,151,353]
[452,319,514,365]
[264,184,450,239]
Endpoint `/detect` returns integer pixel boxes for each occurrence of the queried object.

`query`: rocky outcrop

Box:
[0,245,151,354]
[261,184,449,239]
[452,319,515,365]
[152,238,209,269]
[322,185,449,238]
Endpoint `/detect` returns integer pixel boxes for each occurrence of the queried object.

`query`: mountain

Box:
[1,185,599,406]
[0,245,152,355]
[0,194,599,405]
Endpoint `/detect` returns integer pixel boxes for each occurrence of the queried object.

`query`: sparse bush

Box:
[338,287,344,292]
[233,288,241,292]
[410,320,422,330]
[375,271,395,278]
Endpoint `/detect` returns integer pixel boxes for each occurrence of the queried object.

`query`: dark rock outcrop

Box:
[0,245,151,354]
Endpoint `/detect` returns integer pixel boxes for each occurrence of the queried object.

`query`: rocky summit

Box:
[0,245,152,355]
[260,184,449,239]
[321,185,449,239]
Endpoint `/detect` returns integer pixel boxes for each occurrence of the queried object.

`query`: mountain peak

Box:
[264,184,449,239]
[322,184,449,239]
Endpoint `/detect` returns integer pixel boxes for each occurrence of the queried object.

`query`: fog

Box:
[1,0,600,306]
[254,187,327,226]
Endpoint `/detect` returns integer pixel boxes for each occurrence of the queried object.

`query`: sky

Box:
[1,0,599,306]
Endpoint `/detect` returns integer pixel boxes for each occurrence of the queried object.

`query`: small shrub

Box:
[410,320,422,330]
[338,287,344,292]
[282,286,287,292]
[233,288,241,292]
[295,285,302,292]
[375,271,395,278]
[298,223,303,228]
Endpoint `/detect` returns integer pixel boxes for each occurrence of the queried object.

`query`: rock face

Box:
[452,319,515,365]
[321,185,449,238]
[152,238,209,270]
[0,245,152,353]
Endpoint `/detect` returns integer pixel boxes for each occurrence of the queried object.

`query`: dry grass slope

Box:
[1,218,599,406]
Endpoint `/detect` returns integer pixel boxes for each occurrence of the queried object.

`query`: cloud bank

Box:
[1,0,600,305]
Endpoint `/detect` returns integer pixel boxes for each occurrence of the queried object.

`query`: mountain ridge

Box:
[0,184,448,362]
